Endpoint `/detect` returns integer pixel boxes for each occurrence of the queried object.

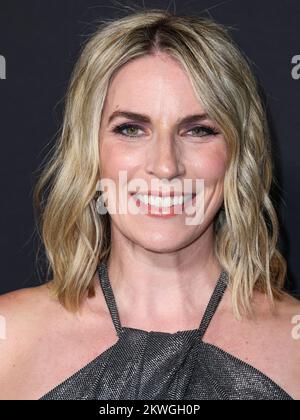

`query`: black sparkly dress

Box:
[40,259,293,400]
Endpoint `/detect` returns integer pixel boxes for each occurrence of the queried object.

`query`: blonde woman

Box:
[0,9,299,400]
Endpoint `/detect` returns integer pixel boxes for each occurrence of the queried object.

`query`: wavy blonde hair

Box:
[33,8,287,318]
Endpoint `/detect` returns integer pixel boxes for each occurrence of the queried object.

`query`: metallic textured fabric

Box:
[40,259,293,400]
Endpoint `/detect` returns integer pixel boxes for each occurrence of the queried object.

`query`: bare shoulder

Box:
[0,275,107,400]
[253,290,300,399]
[273,291,300,344]
[212,287,300,399]
[0,280,54,304]
[0,282,60,399]
[0,281,58,334]
[252,290,300,352]
[270,291,300,334]
[0,281,58,343]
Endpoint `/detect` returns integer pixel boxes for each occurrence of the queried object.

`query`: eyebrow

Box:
[107,110,210,126]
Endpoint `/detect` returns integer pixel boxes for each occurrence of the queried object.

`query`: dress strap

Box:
[97,258,123,337]
[97,258,229,339]
[196,269,228,339]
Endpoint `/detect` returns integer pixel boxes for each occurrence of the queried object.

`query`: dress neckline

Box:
[97,258,229,339]
[95,259,294,400]
[37,261,294,400]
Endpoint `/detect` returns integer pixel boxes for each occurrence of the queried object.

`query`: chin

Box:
[131,232,194,253]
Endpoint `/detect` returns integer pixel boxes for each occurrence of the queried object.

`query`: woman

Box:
[0,9,299,400]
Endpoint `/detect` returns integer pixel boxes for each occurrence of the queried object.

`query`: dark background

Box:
[0,0,299,296]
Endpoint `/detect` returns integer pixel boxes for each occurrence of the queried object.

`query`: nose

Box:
[145,132,185,181]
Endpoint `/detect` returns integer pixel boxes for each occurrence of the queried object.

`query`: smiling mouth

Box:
[130,192,197,216]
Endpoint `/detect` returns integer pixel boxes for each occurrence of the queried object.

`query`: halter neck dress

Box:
[40,259,293,400]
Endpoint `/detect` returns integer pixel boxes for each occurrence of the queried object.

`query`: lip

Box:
[130,192,196,218]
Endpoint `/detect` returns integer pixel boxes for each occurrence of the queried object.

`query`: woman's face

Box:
[99,53,227,252]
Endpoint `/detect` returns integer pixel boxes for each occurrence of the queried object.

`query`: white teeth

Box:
[163,197,172,206]
[133,194,193,208]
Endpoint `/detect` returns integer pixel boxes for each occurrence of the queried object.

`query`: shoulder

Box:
[0,282,61,399]
[0,281,59,334]
[0,281,58,339]
[253,290,300,399]
[216,287,300,399]
[272,291,300,345]
[0,274,107,399]
[267,291,300,335]
[251,290,300,352]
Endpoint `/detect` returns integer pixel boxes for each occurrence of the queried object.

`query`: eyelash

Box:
[111,123,220,139]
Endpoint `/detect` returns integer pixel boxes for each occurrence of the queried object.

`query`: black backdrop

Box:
[0,0,299,297]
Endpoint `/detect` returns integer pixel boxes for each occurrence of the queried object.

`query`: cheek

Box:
[190,143,227,185]
[100,141,142,178]
[191,145,227,215]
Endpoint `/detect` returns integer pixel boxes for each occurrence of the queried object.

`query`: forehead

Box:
[103,53,205,117]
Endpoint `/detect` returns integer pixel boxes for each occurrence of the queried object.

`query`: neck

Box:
[103,223,223,331]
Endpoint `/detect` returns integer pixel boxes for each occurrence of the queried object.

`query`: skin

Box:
[98,52,227,329]
[0,53,299,400]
